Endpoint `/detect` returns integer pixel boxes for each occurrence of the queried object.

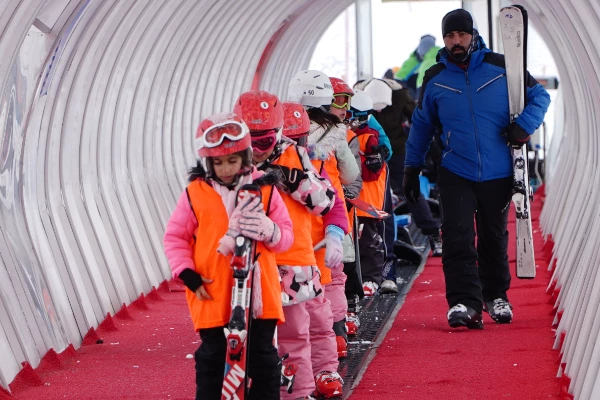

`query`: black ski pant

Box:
[437,167,513,313]
[195,318,279,400]
[389,149,440,235]
[344,260,364,299]
[358,216,385,285]
[379,177,399,282]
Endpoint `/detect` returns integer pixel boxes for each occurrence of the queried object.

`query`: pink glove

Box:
[218,197,263,255]
[239,210,281,245]
[314,225,344,268]
[217,232,236,256]
[229,196,262,233]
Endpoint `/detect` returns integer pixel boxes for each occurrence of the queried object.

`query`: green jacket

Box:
[416,46,441,88]
[394,46,442,89]
[394,52,420,81]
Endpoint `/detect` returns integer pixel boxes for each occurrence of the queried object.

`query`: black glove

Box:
[403,167,422,204]
[372,144,390,161]
[504,121,530,146]
[342,185,356,200]
[179,268,203,292]
[365,153,383,173]
[271,165,305,193]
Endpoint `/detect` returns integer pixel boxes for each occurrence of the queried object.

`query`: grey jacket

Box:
[343,133,363,199]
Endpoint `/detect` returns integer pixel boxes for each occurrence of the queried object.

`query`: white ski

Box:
[500,5,536,279]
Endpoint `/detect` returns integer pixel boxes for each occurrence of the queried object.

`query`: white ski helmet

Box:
[363,78,393,111]
[288,70,334,108]
[348,90,373,124]
[350,90,373,112]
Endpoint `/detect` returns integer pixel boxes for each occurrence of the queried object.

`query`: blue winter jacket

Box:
[405,44,551,182]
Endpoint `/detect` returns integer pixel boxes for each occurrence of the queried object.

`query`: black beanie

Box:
[442,9,473,37]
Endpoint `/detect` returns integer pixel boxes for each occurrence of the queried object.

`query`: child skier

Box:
[234,90,348,399]
[289,70,360,396]
[347,90,389,297]
[163,113,293,400]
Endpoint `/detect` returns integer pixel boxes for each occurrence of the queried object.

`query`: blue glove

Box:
[314,225,345,268]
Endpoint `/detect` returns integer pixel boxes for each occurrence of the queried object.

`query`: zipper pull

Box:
[465,70,470,84]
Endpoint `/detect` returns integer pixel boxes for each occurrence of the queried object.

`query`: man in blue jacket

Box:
[403,9,550,329]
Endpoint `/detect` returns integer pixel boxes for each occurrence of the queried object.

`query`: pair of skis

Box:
[500,5,536,279]
[221,185,296,400]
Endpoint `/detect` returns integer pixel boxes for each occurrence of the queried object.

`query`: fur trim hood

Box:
[188,162,281,187]
[307,122,348,161]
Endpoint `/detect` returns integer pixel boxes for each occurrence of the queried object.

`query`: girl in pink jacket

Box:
[163,113,293,400]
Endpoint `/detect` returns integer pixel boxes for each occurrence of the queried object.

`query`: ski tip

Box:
[512,4,528,14]
[516,275,536,280]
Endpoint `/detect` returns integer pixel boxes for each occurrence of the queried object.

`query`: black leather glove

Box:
[504,121,530,146]
[179,268,203,292]
[271,165,305,193]
[373,144,390,161]
[365,153,383,173]
[403,167,422,204]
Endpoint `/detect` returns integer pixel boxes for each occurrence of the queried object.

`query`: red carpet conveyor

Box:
[4,186,569,399]
[348,186,568,400]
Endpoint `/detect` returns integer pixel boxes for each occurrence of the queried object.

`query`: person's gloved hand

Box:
[240,209,281,245]
[373,144,390,161]
[365,153,383,173]
[343,185,356,200]
[179,269,214,301]
[218,196,263,255]
[314,225,344,268]
[229,196,262,232]
[403,166,422,204]
[504,121,530,146]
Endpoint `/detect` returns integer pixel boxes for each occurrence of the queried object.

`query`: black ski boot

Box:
[484,298,513,324]
[447,304,483,329]
[428,232,443,257]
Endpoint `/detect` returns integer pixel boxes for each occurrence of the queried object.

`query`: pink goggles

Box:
[250,129,279,152]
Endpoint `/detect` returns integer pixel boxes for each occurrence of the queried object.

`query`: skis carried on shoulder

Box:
[500,4,536,279]
[221,184,261,400]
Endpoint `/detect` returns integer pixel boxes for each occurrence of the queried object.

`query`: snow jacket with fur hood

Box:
[307,121,360,186]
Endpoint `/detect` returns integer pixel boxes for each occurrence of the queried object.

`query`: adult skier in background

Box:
[403,8,550,329]
[394,34,441,98]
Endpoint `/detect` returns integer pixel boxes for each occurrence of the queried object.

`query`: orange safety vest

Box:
[356,133,387,218]
[185,179,284,330]
[272,146,317,267]
[311,156,350,284]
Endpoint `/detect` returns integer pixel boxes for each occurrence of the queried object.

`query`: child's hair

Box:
[307,107,340,130]
[188,148,252,183]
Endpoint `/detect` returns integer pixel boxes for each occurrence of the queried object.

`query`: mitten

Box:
[403,166,422,203]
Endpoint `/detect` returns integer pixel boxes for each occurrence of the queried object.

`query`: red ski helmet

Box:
[282,102,310,145]
[233,90,284,153]
[195,112,251,159]
[233,90,284,132]
[330,77,354,110]
[330,77,354,96]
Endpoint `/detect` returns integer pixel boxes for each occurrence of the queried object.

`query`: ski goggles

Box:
[345,109,371,122]
[200,121,247,149]
[250,129,279,152]
[331,94,352,110]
